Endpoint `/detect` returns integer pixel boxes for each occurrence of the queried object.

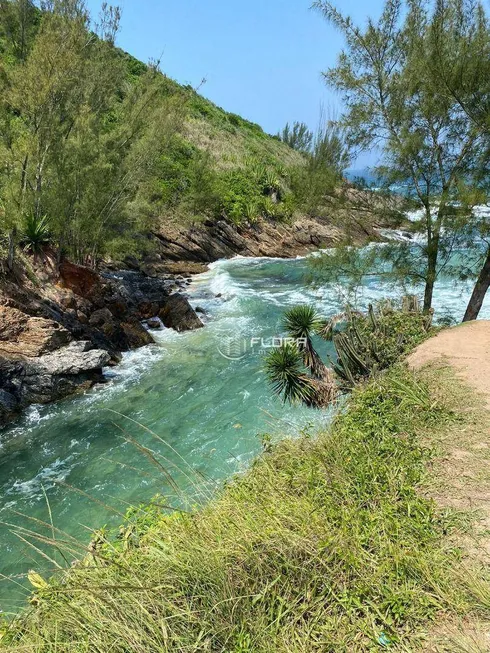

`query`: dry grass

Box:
[184,118,304,171]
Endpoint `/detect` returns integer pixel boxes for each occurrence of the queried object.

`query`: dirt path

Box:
[408,320,490,407]
[408,321,490,652]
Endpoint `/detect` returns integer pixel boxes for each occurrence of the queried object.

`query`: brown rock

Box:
[0,305,72,357]
[59,260,101,297]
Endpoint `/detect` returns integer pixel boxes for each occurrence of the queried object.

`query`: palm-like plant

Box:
[265,343,335,408]
[283,305,330,380]
[21,214,51,255]
[265,343,314,406]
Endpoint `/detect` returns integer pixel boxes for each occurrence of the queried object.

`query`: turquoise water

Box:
[0,252,488,612]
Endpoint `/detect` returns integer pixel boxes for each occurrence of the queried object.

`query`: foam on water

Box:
[0,237,489,609]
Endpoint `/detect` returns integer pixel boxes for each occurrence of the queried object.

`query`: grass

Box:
[1,365,489,651]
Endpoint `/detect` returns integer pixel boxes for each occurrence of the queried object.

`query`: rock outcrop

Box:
[152,217,346,270]
[0,341,110,425]
[0,306,72,357]
[0,260,203,427]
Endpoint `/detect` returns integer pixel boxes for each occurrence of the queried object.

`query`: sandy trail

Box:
[408,321,490,652]
[408,320,490,407]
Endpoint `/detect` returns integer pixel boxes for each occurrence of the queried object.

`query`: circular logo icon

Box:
[217,335,249,361]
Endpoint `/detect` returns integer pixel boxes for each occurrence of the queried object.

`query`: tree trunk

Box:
[423,243,438,313]
[7,229,15,271]
[463,248,490,322]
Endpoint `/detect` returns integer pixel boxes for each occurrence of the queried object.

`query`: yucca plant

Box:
[283,305,330,380]
[265,343,335,408]
[249,162,267,183]
[20,214,51,255]
[244,201,259,225]
[261,197,277,219]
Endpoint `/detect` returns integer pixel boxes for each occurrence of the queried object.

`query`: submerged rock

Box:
[146,317,162,329]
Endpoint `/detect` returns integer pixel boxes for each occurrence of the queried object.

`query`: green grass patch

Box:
[2,366,488,651]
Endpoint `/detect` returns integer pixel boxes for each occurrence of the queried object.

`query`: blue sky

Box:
[86,0,386,168]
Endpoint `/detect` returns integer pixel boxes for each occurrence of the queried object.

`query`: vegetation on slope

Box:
[2,364,489,651]
[265,298,434,408]
[0,0,353,269]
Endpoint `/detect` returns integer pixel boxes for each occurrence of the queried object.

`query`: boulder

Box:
[0,342,112,413]
[88,307,153,351]
[120,320,154,348]
[159,294,204,332]
[28,340,111,376]
[0,305,72,357]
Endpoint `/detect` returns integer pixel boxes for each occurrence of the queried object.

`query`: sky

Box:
[86,0,386,169]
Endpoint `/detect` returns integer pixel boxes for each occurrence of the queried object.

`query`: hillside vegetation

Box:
[0,1,346,268]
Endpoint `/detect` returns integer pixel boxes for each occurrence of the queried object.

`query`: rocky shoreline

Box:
[0,207,398,429]
[0,259,204,428]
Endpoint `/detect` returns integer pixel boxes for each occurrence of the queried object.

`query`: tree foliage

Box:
[0,0,185,265]
[314,0,490,313]
[279,121,313,153]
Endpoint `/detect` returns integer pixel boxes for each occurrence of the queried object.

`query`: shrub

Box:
[20,214,51,255]
[327,301,433,388]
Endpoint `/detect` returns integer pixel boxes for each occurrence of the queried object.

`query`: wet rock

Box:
[147,318,161,329]
[194,306,206,314]
[159,294,204,332]
[120,321,154,348]
[0,341,111,423]
[0,389,20,424]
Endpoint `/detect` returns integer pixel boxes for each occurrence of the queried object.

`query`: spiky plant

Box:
[250,162,267,183]
[317,307,364,341]
[21,214,51,255]
[263,169,280,194]
[265,343,335,408]
[244,201,259,225]
[283,305,330,380]
[261,197,277,219]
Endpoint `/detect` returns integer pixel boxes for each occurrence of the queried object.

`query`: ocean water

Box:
[0,249,489,612]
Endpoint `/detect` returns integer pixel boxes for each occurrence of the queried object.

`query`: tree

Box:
[0,0,38,60]
[0,0,182,265]
[279,121,313,153]
[314,0,490,313]
[425,0,490,321]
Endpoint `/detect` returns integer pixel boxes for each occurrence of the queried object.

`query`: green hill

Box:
[0,5,312,265]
